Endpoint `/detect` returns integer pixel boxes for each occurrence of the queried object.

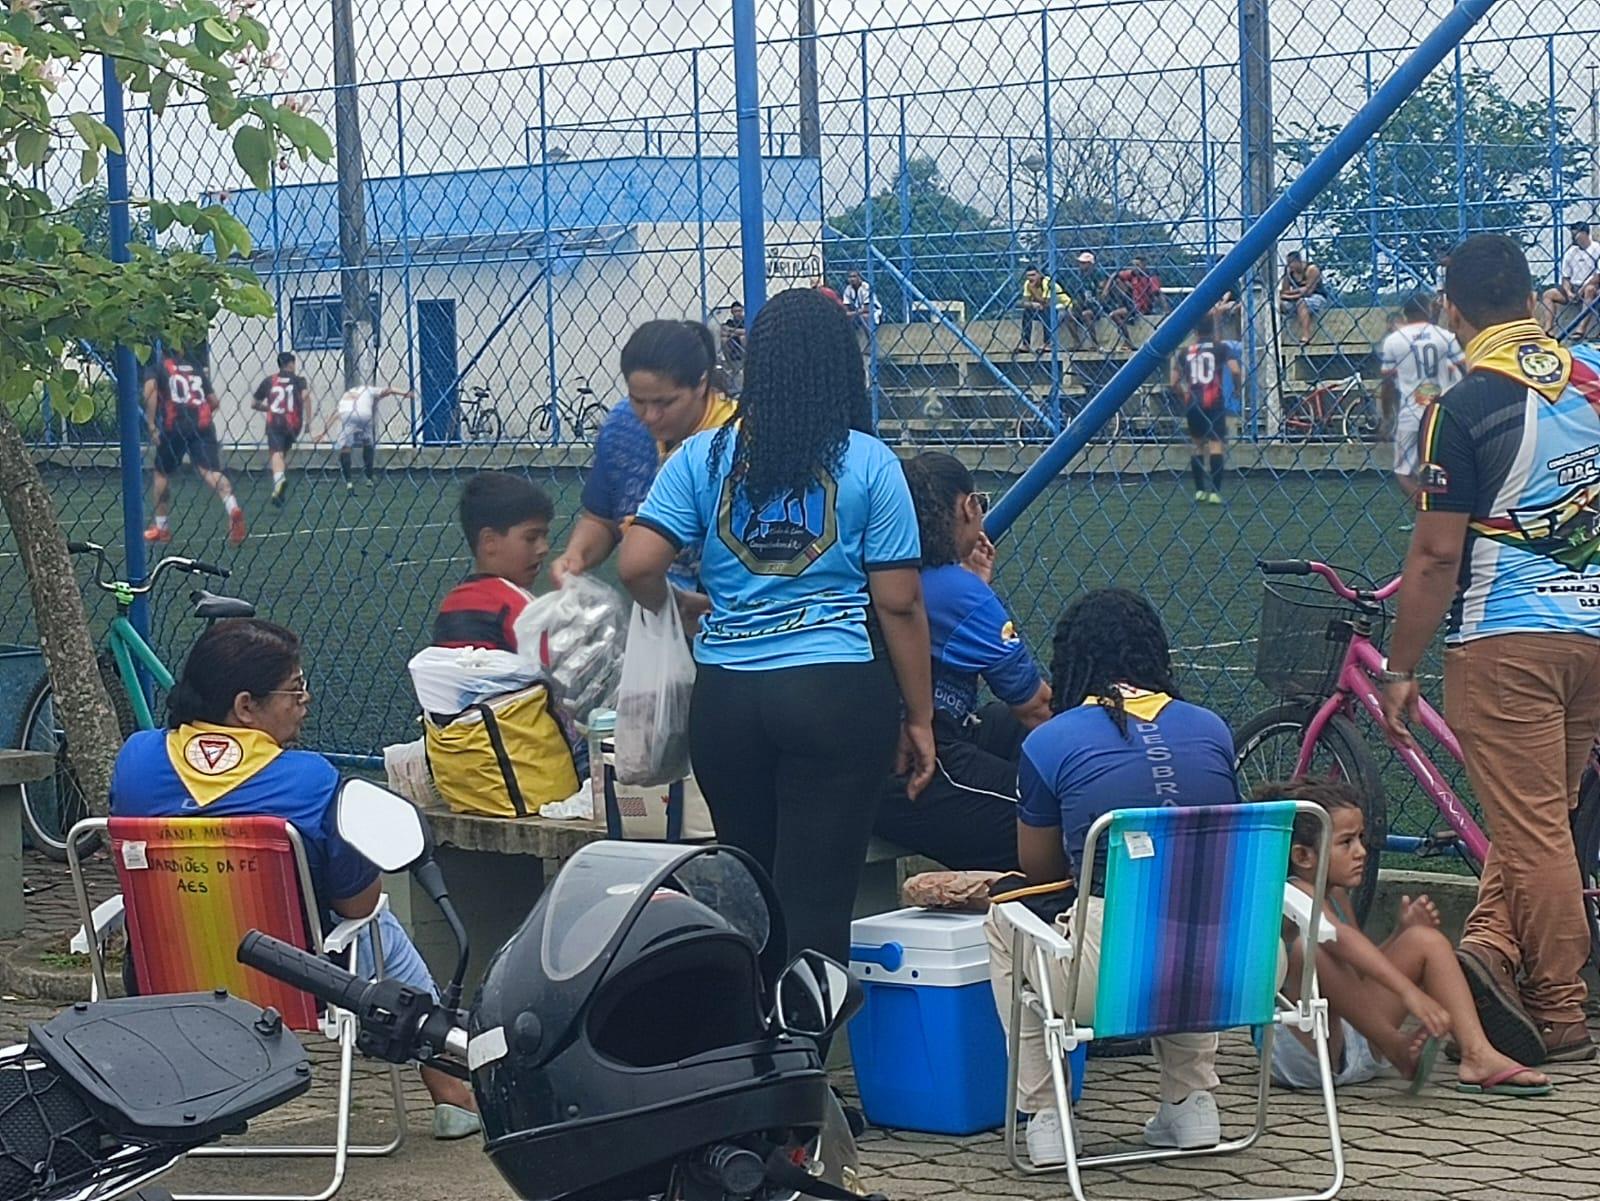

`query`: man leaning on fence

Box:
[1381,233,1600,1067]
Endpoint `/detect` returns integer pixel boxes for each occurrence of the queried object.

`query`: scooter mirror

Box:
[771,950,862,1040]
[336,779,429,872]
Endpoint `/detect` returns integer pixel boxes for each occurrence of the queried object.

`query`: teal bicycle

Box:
[14,540,254,859]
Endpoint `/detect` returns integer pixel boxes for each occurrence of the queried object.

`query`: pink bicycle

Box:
[1233,559,1600,967]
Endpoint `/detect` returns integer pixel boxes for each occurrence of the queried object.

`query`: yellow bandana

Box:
[1082,686,1174,722]
[1463,319,1572,402]
[165,721,284,807]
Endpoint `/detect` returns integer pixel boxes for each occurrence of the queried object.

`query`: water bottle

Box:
[587,708,616,818]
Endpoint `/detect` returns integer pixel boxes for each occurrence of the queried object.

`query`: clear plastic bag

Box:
[523,574,628,725]
[613,600,696,786]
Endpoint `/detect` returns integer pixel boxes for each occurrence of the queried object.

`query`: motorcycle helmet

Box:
[469,842,835,1201]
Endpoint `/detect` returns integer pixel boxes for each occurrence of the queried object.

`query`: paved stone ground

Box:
[5,851,1598,1199]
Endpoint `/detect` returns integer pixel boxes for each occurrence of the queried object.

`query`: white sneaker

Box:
[1025,1108,1068,1168]
[1142,1090,1220,1150]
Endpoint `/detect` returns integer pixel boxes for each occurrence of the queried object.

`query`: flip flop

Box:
[1454,1064,1553,1098]
[1407,1036,1441,1095]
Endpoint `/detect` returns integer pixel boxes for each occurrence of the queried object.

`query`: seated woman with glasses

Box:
[873,453,1053,871]
[108,617,480,1140]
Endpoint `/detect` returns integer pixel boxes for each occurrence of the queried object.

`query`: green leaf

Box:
[232,125,273,191]
[78,145,99,185]
[67,112,121,154]
[149,199,175,232]
[223,281,274,318]
[205,207,253,257]
[149,73,173,115]
[200,18,232,45]
[278,109,333,162]
[15,128,51,170]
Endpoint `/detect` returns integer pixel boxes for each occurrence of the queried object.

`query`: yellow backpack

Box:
[423,683,580,817]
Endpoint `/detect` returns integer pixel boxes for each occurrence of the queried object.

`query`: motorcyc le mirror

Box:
[336,779,429,872]
[771,950,862,1040]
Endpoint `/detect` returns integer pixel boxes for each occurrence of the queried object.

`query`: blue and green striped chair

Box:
[998,800,1343,1201]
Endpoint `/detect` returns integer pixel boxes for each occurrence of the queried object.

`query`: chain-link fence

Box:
[3,0,1597,837]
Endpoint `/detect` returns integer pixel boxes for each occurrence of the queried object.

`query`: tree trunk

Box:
[0,403,122,812]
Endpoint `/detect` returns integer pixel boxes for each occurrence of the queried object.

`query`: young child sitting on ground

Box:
[1264,777,1551,1097]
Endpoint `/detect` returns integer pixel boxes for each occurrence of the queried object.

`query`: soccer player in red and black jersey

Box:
[251,351,312,507]
[1171,313,1241,505]
[143,344,246,546]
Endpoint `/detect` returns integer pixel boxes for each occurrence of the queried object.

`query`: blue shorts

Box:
[350,907,439,1000]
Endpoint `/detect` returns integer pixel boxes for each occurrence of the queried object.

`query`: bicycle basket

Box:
[1254,580,1355,699]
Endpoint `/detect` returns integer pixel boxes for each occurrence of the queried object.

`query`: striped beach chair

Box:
[997,800,1343,1201]
[66,815,407,1201]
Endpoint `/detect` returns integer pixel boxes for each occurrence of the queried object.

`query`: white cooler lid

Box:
[849,906,989,951]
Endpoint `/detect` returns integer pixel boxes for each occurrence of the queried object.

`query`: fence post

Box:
[1238,0,1280,440]
[1453,47,1467,240]
[694,51,709,321]
[539,67,560,441]
[395,80,418,445]
[985,0,1501,541]
[1200,66,1215,263]
[732,0,768,318]
[102,57,148,643]
[1364,50,1379,299]
[1006,138,1017,276]
[898,95,912,323]
[1041,7,1060,426]
[861,32,879,424]
[1548,36,1563,268]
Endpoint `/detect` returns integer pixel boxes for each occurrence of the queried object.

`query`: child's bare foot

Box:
[1397,894,1441,931]
[1458,1045,1549,1092]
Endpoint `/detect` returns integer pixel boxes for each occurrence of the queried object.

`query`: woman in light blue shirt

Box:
[619,287,934,967]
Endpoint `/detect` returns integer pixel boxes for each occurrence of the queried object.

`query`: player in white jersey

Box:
[321,382,411,492]
[1380,293,1465,502]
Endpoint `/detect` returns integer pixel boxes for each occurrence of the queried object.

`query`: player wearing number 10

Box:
[252,352,313,508]
[1173,313,1240,505]
[144,344,247,547]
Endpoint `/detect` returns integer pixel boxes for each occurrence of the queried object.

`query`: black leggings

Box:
[690,658,900,965]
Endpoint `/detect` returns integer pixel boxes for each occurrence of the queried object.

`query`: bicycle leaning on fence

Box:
[14,541,254,860]
[1279,374,1382,442]
[1231,558,1600,972]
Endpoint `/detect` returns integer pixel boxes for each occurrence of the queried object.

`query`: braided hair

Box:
[709,288,873,504]
[1048,588,1179,735]
[901,452,974,567]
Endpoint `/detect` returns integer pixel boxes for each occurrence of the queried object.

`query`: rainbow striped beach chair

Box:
[997,800,1343,1201]
[66,815,408,1201]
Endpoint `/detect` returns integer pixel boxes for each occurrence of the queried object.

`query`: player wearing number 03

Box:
[143,343,247,547]
[1172,313,1240,505]
[252,352,313,508]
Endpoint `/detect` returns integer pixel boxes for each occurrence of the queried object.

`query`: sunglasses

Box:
[969,491,991,513]
[262,676,312,703]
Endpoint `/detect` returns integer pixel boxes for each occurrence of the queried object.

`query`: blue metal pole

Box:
[396,81,419,445]
[1237,0,1258,440]
[1453,47,1467,240]
[1041,8,1060,425]
[1006,138,1017,276]
[540,67,560,441]
[103,57,148,641]
[732,0,768,318]
[861,33,878,425]
[1365,51,1379,300]
[694,51,709,321]
[1200,66,1214,262]
[987,0,1502,540]
[1548,36,1563,271]
[898,95,912,324]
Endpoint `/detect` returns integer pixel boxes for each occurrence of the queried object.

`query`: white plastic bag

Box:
[521,574,628,724]
[613,600,696,786]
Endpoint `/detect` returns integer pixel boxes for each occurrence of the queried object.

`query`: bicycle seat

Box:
[190,590,256,620]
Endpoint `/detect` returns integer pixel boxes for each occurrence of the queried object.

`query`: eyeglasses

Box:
[262,677,312,703]
[970,491,991,513]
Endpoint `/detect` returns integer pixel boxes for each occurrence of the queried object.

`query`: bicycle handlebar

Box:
[66,541,228,595]
[1257,558,1401,603]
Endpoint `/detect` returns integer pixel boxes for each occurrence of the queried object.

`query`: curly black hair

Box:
[1049,588,1179,735]
[710,288,873,503]
[902,452,974,567]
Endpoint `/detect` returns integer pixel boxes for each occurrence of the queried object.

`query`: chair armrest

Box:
[996,900,1074,959]
[1282,883,1337,944]
[322,892,390,955]
[70,895,125,955]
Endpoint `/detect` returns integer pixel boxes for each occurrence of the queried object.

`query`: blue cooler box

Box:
[847,907,1085,1135]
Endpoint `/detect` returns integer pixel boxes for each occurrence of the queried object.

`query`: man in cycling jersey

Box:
[1378,293,1464,503]
[251,352,313,507]
[143,344,246,546]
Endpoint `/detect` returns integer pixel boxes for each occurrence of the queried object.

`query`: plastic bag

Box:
[613,600,696,786]
[522,574,628,725]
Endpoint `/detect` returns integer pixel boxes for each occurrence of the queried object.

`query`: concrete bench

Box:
[398,804,929,992]
[0,750,57,936]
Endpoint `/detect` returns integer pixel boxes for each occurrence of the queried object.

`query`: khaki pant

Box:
[1446,632,1600,1023]
[986,899,1219,1109]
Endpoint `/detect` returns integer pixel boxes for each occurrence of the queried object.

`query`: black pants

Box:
[690,658,900,966]
[874,704,1024,872]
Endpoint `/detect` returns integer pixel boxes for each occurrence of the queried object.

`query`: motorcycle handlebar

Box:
[238,931,374,1015]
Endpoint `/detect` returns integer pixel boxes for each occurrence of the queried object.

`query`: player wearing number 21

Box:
[252,352,313,508]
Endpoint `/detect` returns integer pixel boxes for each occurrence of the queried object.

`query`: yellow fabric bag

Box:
[423,683,579,817]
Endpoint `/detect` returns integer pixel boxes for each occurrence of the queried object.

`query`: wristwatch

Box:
[1377,667,1415,685]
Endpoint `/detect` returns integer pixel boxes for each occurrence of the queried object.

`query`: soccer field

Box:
[0,456,1464,843]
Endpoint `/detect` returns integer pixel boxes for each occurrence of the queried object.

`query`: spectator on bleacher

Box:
[842,269,881,336]
[986,589,1238,1167]
[874,453,1052,872]
[1539,221,1599,340]
[720,301,746,396]
[1278,250,1330,343]
[112,618,481,1139]
[1104,255,1166,350]
[618,286,935,973]
[550,320,736,616]
[1062,251,1107,350]
[1016,264,1066,354]
[1431,247,1451,322]
[1382,233,1600,1067]
[1379,293,1464,503]
[1210,281,1243,340]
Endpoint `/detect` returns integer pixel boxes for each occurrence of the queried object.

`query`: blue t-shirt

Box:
[1018,692,1237,878]
[635,428,921,670]
[110,726,379,910]
[923,563,1042,722]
